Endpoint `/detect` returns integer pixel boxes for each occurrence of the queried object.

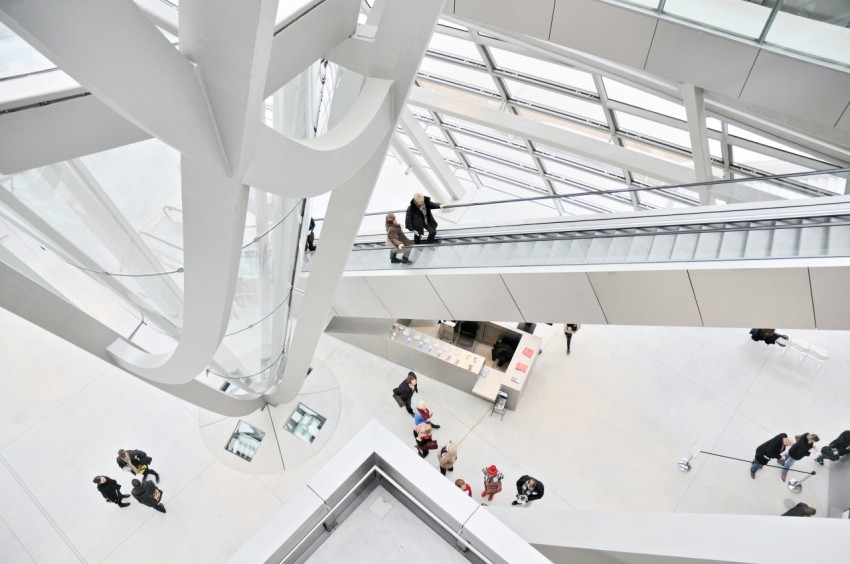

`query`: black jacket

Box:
[96,478,124,503]
[754,433,787,465]
[829,431,850,452]
[131,480,162,507]
[782,502,813,517]
[788,433,815,460]
[405,196,441,233]
[516,475,544,501]
[393,379,418,402]
[117,449,152,473]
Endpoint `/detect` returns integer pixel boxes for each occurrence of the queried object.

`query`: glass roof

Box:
[388,16,849,216]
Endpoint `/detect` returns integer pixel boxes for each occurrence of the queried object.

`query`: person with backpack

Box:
[131,478,166,513]
[117,448,160,483]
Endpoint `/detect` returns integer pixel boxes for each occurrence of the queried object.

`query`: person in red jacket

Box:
[455,479,472,497]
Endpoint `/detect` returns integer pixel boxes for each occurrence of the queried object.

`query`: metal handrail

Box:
[312,166,850,223]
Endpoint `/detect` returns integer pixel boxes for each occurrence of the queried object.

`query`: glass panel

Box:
[663,0,774,40]
[284,404,327,444]
[615,111,692,149]
[436,145,462,162]
[553,182,634,212]
[419,57,498,93]
[225,421,265,462]
[504,79,606,122]
[537,143,622,175]
[428,32,484,63]
[766,3,850,66]
[440,114,511,142]
[0,21,56,79]
[706,117,723,131]
[543,160,626,190]
[622,139,695,168]
[517,108,612,142]
[708,138,723,158]
[731,145,812,175]
[602,78,687,120]
[451,131,535,167]
[417,80,502,109]
[465,155,545,188]
[437,19,469,32]
[489,47,598,93]
[726,124,825,161]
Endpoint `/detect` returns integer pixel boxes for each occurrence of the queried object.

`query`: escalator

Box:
[303,201,850,273]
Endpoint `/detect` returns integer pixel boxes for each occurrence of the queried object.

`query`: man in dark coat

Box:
[782,502,816,517]
[405,192,444,244]
[93,476,131,508]
[750,433,791,478]
[513,475,544,506]
[131,478,166,513]
[117,448,160,483]
[816,430,850,465]
[393,372,418,416]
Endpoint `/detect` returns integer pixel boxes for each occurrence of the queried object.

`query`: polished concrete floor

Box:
[1,308,847,563]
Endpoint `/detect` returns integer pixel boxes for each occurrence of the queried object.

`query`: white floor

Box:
[1,308,848,563]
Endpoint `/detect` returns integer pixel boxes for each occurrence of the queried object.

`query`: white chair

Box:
[806,346,829,373]
[782,337,810,362]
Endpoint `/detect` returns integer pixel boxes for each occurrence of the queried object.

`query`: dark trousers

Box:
[414,223,437,244]
[565,332,573,353]
[142,468,160,482]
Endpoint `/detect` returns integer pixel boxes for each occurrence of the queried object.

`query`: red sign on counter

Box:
[515,362,528,373]
[522,347,534,357]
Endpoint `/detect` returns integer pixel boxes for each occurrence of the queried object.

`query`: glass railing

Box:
[614,0,850,67]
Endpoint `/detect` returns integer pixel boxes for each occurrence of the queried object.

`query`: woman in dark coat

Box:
[393,372,418,416]
[93,476,131,508]
[405,192,444,244]
[750,433,790,478]
[781,432,819,482]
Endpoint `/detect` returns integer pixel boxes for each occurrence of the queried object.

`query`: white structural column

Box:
[267,0,444,405]
[390,134,452,201]
[399,109,465,201]
[410,87,696,185]
[108,0,278,384]
[0,0,225,168]
[681,83,714,205]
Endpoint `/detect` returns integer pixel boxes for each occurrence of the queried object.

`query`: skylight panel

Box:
[616,111,692,149]
[419,57,498,93]
[727,124,823,161]
[602,78,686,121]
[622,139,694,168]
[417,80,502,109]
[543,160,625,190]
[489,47,597,93]
[731,146,812,176]
[465,155,545,188]
[452,131,535,167]
[517,108,612,142]
[428,32,484,63]
[504,79,606,122]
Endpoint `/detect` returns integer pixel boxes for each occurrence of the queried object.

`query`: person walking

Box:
[93,476,131,508]
[414,400,440,429]
[393,372,418,416]
[750,433,791,479]
[438,441,457,476]
[413,422,434,458]
[385,212,413,264]
[131,478,166,513]
[781,433,819,482]
[815,430,850,466]
[782,503,816,517]
[405,192,445,244]
[455,479,472,497]
[116,448,160,483]
[564,324,580,355]
[513,475,544,506]
[749,328,788,346]
[481,465,503,502]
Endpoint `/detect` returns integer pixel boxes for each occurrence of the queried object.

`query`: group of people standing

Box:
[93,448,166,513]
[385,192,445,265]
[393,370,544,507]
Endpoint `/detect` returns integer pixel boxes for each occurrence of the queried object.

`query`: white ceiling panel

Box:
[836,103,850,133]
[454,0,555,40]
[364,275,452,320]
[740,50,850,128]
[587,270,702,326]
[689,267,815,329]
[332,276,391,318]
[427,273,523,321]
[809,266,850,330]
[550,0,657,70]
[501,272,607,323]
[645,21,759,99]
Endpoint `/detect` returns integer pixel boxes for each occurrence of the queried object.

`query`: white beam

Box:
[0,0,224,168]
[410,87,696,185]
[245,78,395,197]
[390,133,452,202]
[681,83,713,204]
[400,109,465,200]
[180,0,279,176]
